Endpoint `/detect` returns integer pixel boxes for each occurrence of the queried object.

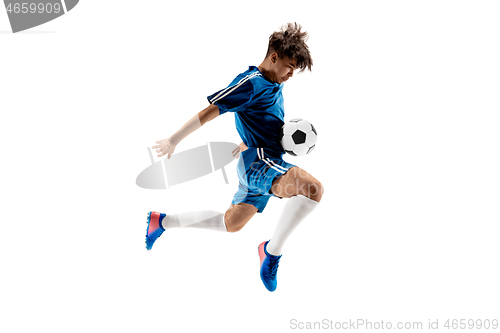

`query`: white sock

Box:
[161,210,227,232]
[266,195,319,256]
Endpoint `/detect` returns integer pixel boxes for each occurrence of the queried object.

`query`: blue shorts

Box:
[232,147,296,213]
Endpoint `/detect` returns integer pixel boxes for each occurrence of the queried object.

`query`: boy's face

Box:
[269,53,298,84]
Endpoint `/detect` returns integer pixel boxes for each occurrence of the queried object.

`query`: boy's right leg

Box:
[145,202,258,250]
[161,202,257,232]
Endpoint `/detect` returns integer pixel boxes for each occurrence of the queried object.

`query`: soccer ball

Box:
[280,118,317,156]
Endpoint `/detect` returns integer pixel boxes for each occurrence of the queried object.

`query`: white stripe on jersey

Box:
[209,72,261,104]
[210,72,260,102]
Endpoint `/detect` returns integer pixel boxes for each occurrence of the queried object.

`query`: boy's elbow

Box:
[199,104,219,125]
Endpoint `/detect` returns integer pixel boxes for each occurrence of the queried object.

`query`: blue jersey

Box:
[207,66,285,155]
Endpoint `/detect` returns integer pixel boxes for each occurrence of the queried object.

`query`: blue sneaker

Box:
[145,211,166,250]
[258,240,282,292]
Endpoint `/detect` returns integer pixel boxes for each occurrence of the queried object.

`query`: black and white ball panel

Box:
[280,119,318,156]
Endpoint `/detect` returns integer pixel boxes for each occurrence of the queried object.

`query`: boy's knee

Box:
[224,211,245,233]
[304,179,324,202]
[227,224,244,233]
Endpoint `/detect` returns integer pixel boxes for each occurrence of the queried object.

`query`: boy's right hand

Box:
[153,137,176,159]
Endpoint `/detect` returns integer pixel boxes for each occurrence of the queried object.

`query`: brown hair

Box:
[266,22,313,73]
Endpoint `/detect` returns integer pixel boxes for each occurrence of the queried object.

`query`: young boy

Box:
[147,22,324,292]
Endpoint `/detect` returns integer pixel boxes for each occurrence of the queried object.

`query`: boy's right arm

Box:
[153,104,220,158]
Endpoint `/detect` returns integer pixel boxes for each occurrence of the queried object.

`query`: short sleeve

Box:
[207,76,255,115]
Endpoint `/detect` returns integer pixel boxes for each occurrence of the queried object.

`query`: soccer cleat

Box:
[258,240,282,292]
[145,211,166,250]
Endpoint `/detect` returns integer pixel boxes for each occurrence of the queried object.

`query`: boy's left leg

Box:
[267,167,324,255]
[258,166,324,291]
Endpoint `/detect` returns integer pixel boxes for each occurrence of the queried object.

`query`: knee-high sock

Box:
[266,195,319,256]
[161,210,227,232]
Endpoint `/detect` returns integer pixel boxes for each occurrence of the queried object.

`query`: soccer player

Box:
[147,22,324,292]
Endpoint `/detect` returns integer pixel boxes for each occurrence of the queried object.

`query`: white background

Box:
[1,1,499,332]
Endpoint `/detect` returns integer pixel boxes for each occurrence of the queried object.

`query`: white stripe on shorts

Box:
[262,158,286,174]
[257,147,287,174]
[257,148,266,160]
[266,158,288,172]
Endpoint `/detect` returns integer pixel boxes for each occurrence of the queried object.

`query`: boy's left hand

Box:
[232,142,248,159]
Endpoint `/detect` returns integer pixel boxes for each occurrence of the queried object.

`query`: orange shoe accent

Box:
[148,212,161,234]
[258,241,267,267]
